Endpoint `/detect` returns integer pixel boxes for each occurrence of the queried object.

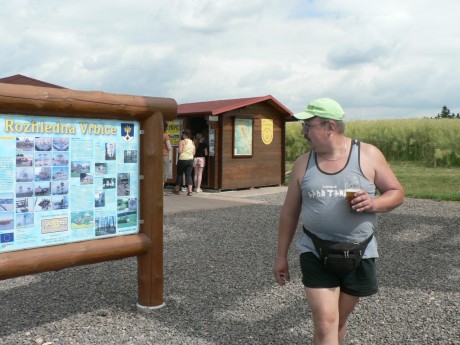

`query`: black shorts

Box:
[299,252,378,297]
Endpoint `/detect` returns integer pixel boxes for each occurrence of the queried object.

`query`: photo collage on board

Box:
[15,136,70,228]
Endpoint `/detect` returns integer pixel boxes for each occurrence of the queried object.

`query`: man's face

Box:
[301,118,328,141]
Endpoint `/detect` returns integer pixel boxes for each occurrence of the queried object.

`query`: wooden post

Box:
[0,83,176,309]
[137,112,165,310]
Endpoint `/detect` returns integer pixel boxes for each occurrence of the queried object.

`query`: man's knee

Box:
[314,313,339,337]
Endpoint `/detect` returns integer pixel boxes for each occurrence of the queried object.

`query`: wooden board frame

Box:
[0,83,177,308]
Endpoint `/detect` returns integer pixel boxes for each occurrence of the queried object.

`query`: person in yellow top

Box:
[172,129,196,196]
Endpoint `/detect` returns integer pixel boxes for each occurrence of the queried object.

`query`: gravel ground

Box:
[0,194,459,344]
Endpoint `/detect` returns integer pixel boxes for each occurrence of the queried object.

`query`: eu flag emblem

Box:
[0,232,14,243]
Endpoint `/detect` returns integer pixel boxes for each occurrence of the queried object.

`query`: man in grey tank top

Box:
[273,98,404,345]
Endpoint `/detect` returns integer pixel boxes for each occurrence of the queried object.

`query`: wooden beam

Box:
[0,83,177,121]
[0,234,151,280]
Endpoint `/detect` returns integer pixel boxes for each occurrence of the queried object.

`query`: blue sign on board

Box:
[0,115,140,253]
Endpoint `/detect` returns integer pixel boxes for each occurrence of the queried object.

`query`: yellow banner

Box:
[261,119,273,145]
[167,121,181,145]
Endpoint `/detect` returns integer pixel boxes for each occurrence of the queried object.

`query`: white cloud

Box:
[1,0,460,119]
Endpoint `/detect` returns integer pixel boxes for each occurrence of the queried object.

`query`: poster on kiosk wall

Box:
[0,114,140,253]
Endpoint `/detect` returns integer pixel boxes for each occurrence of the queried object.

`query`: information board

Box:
[0,115,140,253]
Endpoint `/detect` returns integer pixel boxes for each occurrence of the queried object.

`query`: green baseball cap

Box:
[294,98,345,120]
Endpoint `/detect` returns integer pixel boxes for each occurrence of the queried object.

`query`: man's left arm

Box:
[355,144,404,213]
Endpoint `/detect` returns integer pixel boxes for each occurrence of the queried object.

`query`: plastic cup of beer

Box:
[344,175,361,211]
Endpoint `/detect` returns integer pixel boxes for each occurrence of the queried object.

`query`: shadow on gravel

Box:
[0,258,139,338]
[0,198,458,344]
[156,204,311,344]
[376,211,458,292]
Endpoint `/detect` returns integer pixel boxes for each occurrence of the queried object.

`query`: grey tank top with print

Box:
[295,139,378,258]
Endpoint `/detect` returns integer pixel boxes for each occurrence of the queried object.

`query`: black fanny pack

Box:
[303,227,373,274]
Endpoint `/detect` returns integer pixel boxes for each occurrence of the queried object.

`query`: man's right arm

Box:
[274,154,307,285]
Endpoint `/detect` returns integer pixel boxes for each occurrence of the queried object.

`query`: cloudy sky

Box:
[1,0,459,119]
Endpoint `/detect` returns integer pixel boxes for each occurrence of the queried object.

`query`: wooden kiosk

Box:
[171,95,292,190]
[0,81,176,310]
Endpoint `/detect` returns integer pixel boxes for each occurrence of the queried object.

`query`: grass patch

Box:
[285,160,460,201]
[390,161,460,201]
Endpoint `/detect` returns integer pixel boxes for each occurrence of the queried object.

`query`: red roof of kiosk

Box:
[0,74,65,89]
[178,95,293,117]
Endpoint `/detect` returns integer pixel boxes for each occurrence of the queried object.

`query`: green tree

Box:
[437,105,451,118]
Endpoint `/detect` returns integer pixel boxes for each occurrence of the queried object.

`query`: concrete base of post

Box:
[136,302,165,313]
